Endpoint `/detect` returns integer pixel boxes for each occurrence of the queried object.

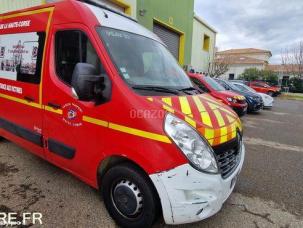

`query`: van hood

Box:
[147,94,242,147]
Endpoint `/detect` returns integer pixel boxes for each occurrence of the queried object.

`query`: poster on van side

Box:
[0,32,39,81]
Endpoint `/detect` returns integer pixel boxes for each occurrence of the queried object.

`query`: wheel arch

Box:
[96,155,163,214]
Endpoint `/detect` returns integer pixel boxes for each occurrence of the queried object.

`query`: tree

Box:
[239,68,261,81]
[207,54,230,78]
[262,69,279,85]
[281,41,303,78]
[239,68,278,85]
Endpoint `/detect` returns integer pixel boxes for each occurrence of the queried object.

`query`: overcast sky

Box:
[195,0,303,63]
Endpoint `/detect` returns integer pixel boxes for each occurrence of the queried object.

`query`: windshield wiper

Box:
[132,86,180,95]
[179,87,203,94]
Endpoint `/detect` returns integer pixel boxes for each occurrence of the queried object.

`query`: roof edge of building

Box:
[193,13,217,33]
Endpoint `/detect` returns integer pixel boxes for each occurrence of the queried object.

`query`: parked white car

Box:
[231,82,274,108]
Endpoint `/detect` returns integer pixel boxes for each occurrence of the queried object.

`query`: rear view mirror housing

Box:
[71,63,111,104]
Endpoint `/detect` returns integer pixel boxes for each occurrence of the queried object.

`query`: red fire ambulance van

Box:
[0,1,245,227]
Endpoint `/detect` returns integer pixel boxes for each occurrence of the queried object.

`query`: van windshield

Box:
[97,27,193,93]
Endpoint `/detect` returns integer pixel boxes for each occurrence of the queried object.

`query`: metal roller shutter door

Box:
[153,23,180,61]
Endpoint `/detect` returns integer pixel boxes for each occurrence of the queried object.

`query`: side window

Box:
[254,83,262,87]
[217,80,229,90]
[55,30,104,86]
[191,78,209,92]
[0,32,45,84]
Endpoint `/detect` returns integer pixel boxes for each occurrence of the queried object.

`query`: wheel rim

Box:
[111,180,144,219]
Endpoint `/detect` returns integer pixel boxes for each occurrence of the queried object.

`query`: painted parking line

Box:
[244,117,283,124]
[244,137,303,153]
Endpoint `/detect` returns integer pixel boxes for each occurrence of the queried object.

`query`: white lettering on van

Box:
[0,83,22,94]
[0,20,31,30]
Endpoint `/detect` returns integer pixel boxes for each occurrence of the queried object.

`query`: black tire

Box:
[267,91,274,97]
[101,163,160,228]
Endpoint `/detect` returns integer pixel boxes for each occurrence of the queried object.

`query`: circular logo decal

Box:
[62,103,83,127]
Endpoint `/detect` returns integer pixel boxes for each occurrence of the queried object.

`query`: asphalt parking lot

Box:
[1,98,303,228]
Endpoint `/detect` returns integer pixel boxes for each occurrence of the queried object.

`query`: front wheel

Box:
[267,91,274,97]
[101,163,160,228]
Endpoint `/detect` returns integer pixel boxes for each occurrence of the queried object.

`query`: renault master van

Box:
[0,0,245,227]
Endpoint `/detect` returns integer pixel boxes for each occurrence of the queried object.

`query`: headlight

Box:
[164,113,218,173]
[227,97,237,103]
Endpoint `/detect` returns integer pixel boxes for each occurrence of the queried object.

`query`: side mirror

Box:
[71,63,111,104]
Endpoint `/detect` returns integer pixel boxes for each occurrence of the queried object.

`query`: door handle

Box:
[24,96,35,103]
[47,102,61,110]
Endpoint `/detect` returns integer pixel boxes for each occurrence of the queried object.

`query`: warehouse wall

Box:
[136,0,194,66]
[0,0,45,14]
[0,0,137,18]
[191,17,217,72]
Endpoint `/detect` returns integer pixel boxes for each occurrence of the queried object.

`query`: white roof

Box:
[194,13,217,33]
[85,3,163,44]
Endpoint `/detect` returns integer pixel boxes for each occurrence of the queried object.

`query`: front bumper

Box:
[150,144,245,225]
[263,99,274,108]
[233,106,247,116]
[248,101,263,112]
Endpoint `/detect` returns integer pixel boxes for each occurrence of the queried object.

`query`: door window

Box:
[55,30,104,86]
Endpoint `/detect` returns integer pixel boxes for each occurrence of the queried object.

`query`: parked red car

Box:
[188,73,248,116]
[248,81,281,96]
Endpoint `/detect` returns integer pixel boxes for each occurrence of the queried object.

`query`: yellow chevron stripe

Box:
[205,128,215,140]
[162,98,174,113]
[179,97,193,117]
[207,102,221,110]
[226,115,236,124]
[213,110,225,127]
[219,106,238,118]
[162,97,172,106]
[201,95,222,106]
[221,126,228,136]
[147,97,153,102]
[220,127,228,144]
[231,130,237,139]
[201,112,213,127]
[163,105,174,113]
[185,116,196,128]
[192,96,206,112]
[208,139,214,145]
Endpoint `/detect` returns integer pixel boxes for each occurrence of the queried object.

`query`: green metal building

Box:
[136,0,194,66]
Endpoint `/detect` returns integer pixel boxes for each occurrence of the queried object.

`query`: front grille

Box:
[213,134,242,179]
[238,99,247,104]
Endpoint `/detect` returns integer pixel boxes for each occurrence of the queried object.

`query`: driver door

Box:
[43,25,107,177]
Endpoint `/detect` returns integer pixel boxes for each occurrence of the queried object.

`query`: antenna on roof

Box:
[77,0,137,22]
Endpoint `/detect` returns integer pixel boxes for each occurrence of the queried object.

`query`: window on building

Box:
[203,34,210,52]
[229,74,235,80]
[55,30,104,86]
